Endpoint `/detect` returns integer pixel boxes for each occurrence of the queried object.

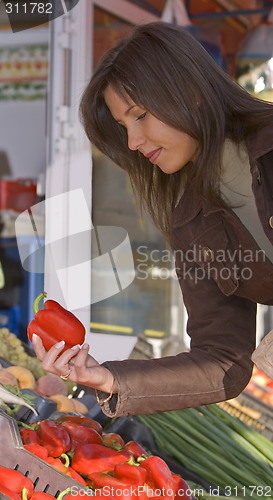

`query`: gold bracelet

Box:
[95,388,113,405]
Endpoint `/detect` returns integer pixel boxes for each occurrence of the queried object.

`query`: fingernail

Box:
[32,334,39,342]
[71,344,81,350]
[82,343,89,350]
[55,340,65,348]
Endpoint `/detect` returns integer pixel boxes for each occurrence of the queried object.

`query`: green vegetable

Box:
[138,404,273,500]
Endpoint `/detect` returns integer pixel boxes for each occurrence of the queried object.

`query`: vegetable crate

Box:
[0,410,89,498]
[219,391,273,441]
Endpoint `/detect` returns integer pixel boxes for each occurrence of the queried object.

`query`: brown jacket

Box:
[102,125,273,417]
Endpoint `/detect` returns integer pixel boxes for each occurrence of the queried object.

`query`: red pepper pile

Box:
[17,415,193,500]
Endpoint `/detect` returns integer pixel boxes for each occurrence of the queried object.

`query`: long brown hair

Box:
[80,21,273,238]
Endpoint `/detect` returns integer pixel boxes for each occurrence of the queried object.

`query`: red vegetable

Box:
[118,449,134,461]
[89,471,130,489]
[141,456,175,499]
[37,420,71,457]
[102,432,125,451]
[64,492,115,500]
[71,443,129,475]
[46,456,70,475]
[22,490,56,500]
[55,415,103,435]
[24,442,49,460]
[0,466,34,499]
[114,462,147,486]
[67,466,87,486]
[27,292,85,351]
[0,484,21,500]
[172,474,192,500]
[22,487,71,500]
[20,428,40,445]
[61,420,103,451]
[89,472,143,500]
[124,441,148,460]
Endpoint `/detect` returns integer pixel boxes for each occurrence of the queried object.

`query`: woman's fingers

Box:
[31,333,47,360]
[31,336,113,392]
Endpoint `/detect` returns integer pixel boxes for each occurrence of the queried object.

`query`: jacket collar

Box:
[246,123,273,163]
[172,123,273,229]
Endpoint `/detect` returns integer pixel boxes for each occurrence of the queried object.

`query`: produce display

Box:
[0,413,195,499]
[0,327,46,379]
[138,405,273,500]
[0,293,273,500]
[245,366,273,406]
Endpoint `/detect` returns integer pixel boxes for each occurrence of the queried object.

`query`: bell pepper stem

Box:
[33,292,47,315]
[21,487,29,500]
[60,453,70,468]
[18,421,39,431]
[57,487,71,500]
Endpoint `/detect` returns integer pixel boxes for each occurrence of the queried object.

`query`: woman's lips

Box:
[146,148,162,163]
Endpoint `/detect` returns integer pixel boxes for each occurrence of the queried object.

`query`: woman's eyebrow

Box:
[124,104,137,116]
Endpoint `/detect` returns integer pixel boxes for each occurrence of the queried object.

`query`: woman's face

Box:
[104,85,199,174]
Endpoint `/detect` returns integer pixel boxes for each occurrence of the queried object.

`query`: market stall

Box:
[1,1,273,499]
[0,327,273,500]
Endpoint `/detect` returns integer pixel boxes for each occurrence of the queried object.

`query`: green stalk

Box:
[178,407,269,472]
[175,407,273,480]
[205,403,273,463]
[197,405,273,474]
[138,412,273,500]
[149,414,266,487]
[33,291,47,315]
[150,410,272,484]
[141,418,262,500]
[138,415,239,489]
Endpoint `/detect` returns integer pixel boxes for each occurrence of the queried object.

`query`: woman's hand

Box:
[31,334,116,394]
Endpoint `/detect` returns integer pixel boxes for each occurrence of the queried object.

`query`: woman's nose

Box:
[127,128,145,151]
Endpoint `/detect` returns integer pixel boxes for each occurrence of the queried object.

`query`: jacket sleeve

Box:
[101,270,256,417]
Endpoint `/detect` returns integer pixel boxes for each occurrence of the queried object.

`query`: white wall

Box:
[0,100,47,180]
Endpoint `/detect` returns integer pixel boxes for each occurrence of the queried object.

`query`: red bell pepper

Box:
[102,432,125,451]
[64,491,115,500]
[37,420,71,457]
[55,415,103,435]
[22,487,71,500]
[0,466,34,498]
[89,471,130,489]
[171,474,192,500]
[89,472,141,500]
[0,484,21,500]
[46,456,71,475]
[20,428,40,445]
[27,292,85,351]
[124,441,148,460]
[140,456,175,499]
[71,443,129,475]
[60,420,103,451]
[22,489,56,500]
[113,462,147,487]
[67,466,87,486]
[118,449,134,462]
[24,442,49,460]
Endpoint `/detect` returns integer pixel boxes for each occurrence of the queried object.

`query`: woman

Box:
[32,22,273,417]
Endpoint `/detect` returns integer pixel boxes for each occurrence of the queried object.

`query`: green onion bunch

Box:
[138,404,273,499]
